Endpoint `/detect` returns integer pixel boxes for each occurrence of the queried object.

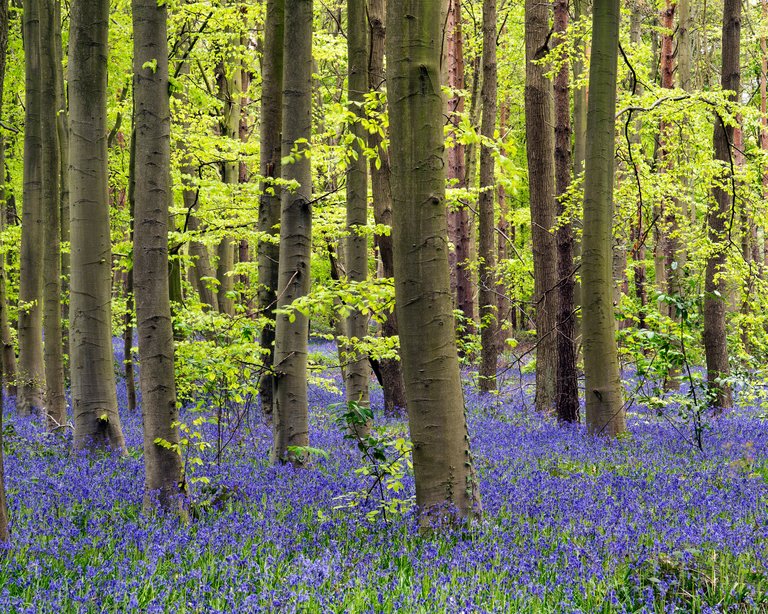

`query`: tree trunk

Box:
[0,2,16,398]
[761,0,768,274]
[18,0,46,416]
[256,0,284,420]
[477,0,497,392]
[271,0,313,465]
[0,0,9,540]
[132,0,184,511]
[553,0,579,423]
[69,0,126,450]
[367,0,407,414]
[496,102,511,346]
[525,0,558,413]
[387,0,480,523]
[703,0,739,410]
[444,0,474,331]
[344,0,371,425]
[572,0,587,332]
[582,0,625,436]
[40,0,67,429]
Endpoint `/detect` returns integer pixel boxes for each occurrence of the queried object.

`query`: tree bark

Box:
[18,0,46,416]
[133,0,184,510]
[40,0,67,429]
[345,0,371,424]
[257,0,284,420]
[0,0,16,398]
[69,0,127,450]
[703,0,739,410]
[271,0,313,465]
[553,0,579,423]
[582,0,625,436]
[387,0,480,523]
[367,0,407,414]
[477,0,497,392]
[0,0,10,541]
[525,0,558,413]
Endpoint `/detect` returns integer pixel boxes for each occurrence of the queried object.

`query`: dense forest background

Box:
[0,0,768,610]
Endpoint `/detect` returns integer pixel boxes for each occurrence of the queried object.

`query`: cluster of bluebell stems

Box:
[0,339,765,612]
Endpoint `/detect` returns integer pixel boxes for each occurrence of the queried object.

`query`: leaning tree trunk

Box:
[18,0,46,416]
[387,0,480,524]
[133,0,184,511]
[367,0,407,414]
[40,0,67,429]
[271,0,313,465]
[69,0,126,450]
[525,0,558,413]
[553,0,579,423]
[703,0,740,410]
[0,0,9,541]
[257,0,285,420]
[477,0,498,392]
[582,0,625,436]
[344,0,371,423]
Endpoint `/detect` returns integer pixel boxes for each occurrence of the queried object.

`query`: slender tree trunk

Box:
[525,0,558,413]
[257,0,284,420]
[271,0,313,465]
[553,0,579,423]
[387,0,480,523]
[40,0,67,429]
[477,0,498,392]
[18,0,46,416]
[0,1,16,398]
[496,102,511,347]
[703,0,739,410]
[367,0,407,414]
[0,0,10,540]
[55,0,69,366]
[345,0,371,425]
[572,0,587,331]
[69,0,126,450]
[582,0,625,436]
[444,0,474,331]
[133,0,184,510]
[761,0,768,274]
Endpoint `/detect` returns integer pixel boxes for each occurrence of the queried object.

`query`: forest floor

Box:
[0,341,767,612]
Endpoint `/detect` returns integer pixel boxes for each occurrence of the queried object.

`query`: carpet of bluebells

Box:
[0,340,767,613]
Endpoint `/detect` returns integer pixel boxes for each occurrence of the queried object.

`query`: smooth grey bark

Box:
[367,0,407,414]
[477,0,497,392]
[271,0,313,465]
[257,0,284,420]
[133,0,184,511]
[703,0,739,410]
[18,0,46,416]
[525,0,558,413]
[69,0,126,450]
[345,0,371,423]
[387,0,480,523]
[582,0,625,436]
[40,0,67,429]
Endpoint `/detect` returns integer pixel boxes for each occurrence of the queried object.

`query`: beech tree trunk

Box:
[69,0,126,450]
[271,0,313,465]
[0,0,9,541]
[367,0,407,414]
[477,0,497,392]
[553,0,579,423]
[18,0,46,416]
[525,0,558,413]
[582,0,625,436]
[0,0,16,398]
[40,0,67,429]
[344,0,371,421]
[257,0,284,420]
[444,0,474,330]
[133,0,184,511]
[703,0,739,410]
[387,0,480,523]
